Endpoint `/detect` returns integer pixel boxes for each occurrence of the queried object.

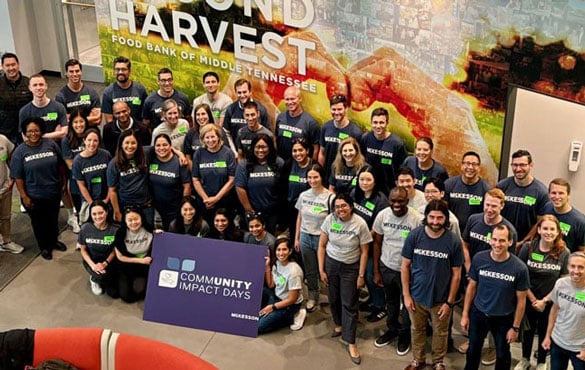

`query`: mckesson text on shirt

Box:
[354,204,373,218]
[250,172,274,178]
[558,291,585,308]
[81,164,108,174]
[149,169,177,178]
[505,195,536,205]
[450,192,482,201]
[366,147,394,158]
[470,231,490,243]
[383,222,413,231]
[324,136,341,144]
[478,269,515,281]
[278,124,303,134]
[413,248,449,259]
[120,167,139,176]
[66,100,91,108]
[527,260,562,271]
[85,238,113,245]
[25,152,55,162]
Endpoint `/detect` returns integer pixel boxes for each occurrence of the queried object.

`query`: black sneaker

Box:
[54,241,67,252]
[396,336,411,356]
[40,249,53,260]
[367,308,388,322]
[374,331,397,348]
[359,301,373,312]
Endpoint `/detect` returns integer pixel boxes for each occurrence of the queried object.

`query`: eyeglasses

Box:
[424,189,440,195]
[114,67,129,72]
[462,162,480,167]
[334,204,350,210]
[26,129,41,134]
[159,78,173,83]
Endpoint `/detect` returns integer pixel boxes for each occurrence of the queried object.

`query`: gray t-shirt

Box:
[408,190,427,213]
[124,227,153,256]
[192,93,233,124]
[550,276,585,352]
[321,213,373,264]
[372,207,422,271]
[295,188,333,235]
[151,118,190,151]
[272,260,304,304]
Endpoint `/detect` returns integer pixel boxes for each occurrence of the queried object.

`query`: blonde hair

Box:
[160,98,181,118]
[199,124,224,149]
[332,137,366,176]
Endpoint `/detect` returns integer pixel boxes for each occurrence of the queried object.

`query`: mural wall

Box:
[95,0,585,185]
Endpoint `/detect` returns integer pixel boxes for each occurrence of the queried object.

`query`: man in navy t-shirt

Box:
[542,178,585,252]
[497,149,548,242]
[461,224,529,370]
[401,199,462,370]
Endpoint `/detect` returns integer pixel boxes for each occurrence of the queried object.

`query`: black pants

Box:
[25,197,60,252]
[117,262,149,303]
[82,260,118,298]
[380,264,411,338]
[326,255,359,344]
[522,300,552,363]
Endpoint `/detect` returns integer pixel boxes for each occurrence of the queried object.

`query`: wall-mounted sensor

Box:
[569,141,583,172]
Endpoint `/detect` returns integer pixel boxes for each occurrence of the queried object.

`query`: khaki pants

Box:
[409,301,449,364]
[0,188,12,243]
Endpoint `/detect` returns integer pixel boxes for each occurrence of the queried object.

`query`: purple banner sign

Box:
[144,233,266,337]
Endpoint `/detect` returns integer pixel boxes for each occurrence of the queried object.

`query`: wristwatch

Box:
[511,326,520,333]
[446,302,454,308]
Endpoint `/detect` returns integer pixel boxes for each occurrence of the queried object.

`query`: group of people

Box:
[1,52,584,369]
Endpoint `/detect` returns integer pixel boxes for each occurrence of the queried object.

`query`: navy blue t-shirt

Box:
[61,135,84,195]
[360,131,407,192]
[462,213,518,258]
[148,153,190,213]
[142,90,191,129]
[541,202,585,252]
[235,158,284,213]
[497,176,548,240]
[351,190,389,229]
[192,145,236,197]
[223,100,270,141]
[19,100,67,134]
[402,156,449,191]
[106,158,150,206]
[55,84,101,118]
[275,111,320,160]
[78,222,119,262]
[319,120,362,181]
[329,164,358,194]
[444,176,491,232]
[402,226,463,307]
[102,81,147,122]
[469,250,530,316]
[72,148,111,201]
[286,159,312,204]
[11,139,63,199]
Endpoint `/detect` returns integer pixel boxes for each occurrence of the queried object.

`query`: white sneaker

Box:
[0,242,24,254]
[535,364,547,370]
[290,308,307,331]
[20,204,26,213]
[68,215,80,234]
[90,277,103,295]
[514,358,531,370]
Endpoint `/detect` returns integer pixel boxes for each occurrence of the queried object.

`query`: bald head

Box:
[284,86,302,116]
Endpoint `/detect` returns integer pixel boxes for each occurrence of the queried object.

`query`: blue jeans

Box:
[365,255,385,309]
[299,232,320,301]
[326,255,359,344]
[258,288,300,334]
[550,340,585,370]
[464,306,513,370]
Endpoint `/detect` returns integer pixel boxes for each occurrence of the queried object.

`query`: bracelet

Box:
[358,275,365,278]
[103,260,109,266]
[272,304,277,311]
[446,302,454,308]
